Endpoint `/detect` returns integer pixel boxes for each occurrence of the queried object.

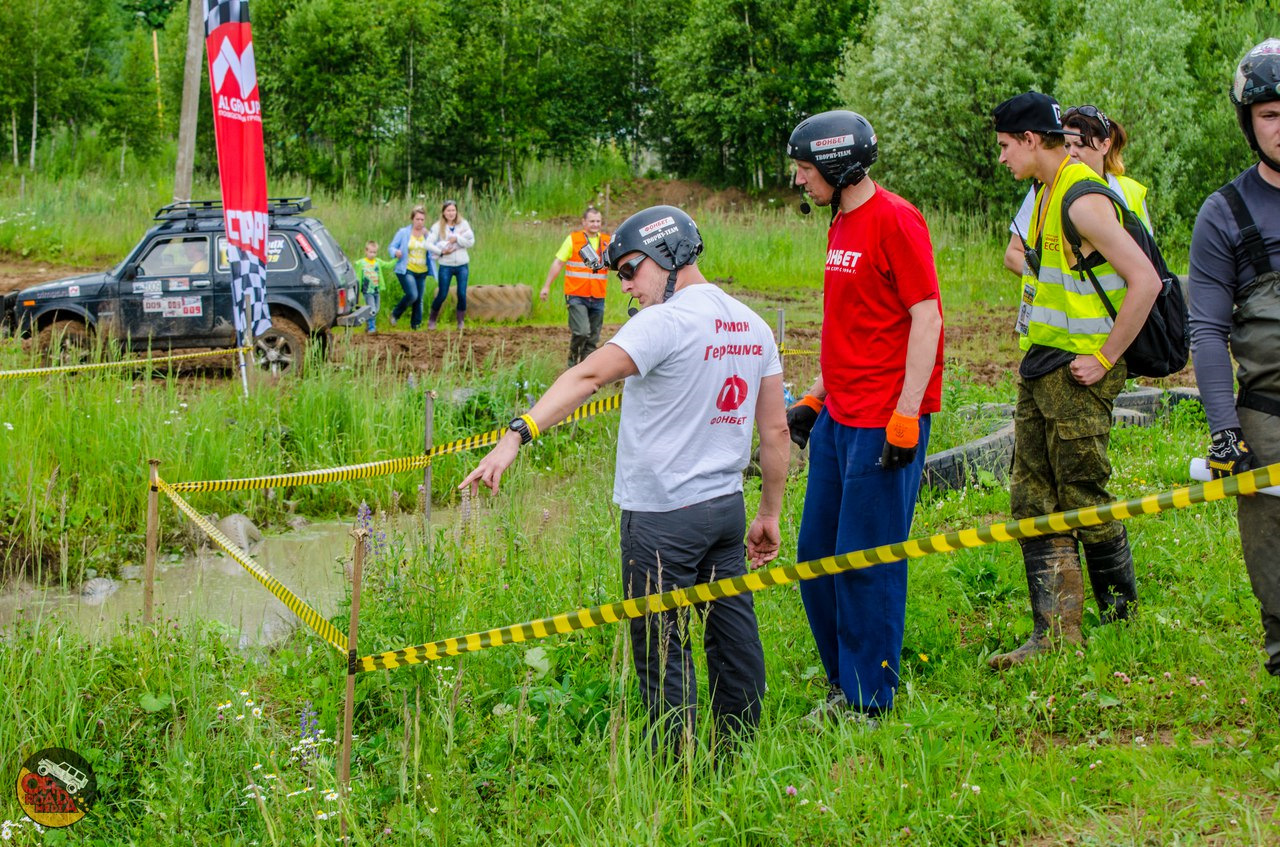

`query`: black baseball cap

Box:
[993,91,1082,136]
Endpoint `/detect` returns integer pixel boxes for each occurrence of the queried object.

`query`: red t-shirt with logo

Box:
[820,184,944,428]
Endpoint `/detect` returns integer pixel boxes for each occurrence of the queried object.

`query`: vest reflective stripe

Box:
[1020,162,1128,355]
[1113,175,1151,232]
[565,231,610,298]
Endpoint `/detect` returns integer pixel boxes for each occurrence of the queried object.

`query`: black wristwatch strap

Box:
[509,417,532,445]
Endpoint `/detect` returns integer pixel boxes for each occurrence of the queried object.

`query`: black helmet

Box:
[1231,39,1280,170]
[603,205,703,273]
[787,110,878,191]
[603,205,703,306]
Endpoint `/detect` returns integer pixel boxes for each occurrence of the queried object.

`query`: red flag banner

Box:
[204,0,272,341]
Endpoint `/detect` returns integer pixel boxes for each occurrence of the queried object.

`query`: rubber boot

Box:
[456,310,466,331]
[1082,527,1138,624]
[428,309,440,330]
[987,534,1084,670]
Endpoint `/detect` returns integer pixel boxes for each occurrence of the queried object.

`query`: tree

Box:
[102,30,164,166]
[652,0,864,187]
[1056,0,1201,242]
[834,0,1037,211]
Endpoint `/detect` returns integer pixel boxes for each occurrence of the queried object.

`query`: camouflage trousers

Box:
[1011,361,1127,546]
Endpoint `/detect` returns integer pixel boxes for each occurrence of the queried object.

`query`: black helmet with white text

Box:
[603,205,703,274]
[787,110,878,191]
[602,205,703,307]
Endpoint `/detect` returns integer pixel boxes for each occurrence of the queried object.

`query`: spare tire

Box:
[466,285,533,321]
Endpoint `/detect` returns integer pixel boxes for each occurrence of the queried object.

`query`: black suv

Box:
[1,197,368,373]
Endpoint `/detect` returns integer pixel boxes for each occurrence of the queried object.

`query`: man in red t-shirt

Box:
[786,110,945,725]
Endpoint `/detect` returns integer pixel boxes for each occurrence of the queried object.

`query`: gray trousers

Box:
[566,296,605,367]
[1238,406,1280,675]
[620,492,766,752]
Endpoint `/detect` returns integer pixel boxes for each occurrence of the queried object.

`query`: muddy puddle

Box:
[0,521,364,647]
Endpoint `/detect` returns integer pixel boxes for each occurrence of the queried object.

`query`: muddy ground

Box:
[0,260,1194,390]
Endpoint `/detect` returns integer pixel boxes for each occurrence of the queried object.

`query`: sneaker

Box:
[388,314,398,328]
[804,687,879,730]
[805,687,849,728]
[428,318,438,330]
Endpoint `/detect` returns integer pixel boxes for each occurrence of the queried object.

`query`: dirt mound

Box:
[606,178,752,217]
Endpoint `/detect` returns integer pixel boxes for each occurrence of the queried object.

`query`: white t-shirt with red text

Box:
[607,283,782,512]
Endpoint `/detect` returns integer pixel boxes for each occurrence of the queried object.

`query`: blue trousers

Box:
[392,270,429,329]
[432,264,469,317]
[796,411,931,714]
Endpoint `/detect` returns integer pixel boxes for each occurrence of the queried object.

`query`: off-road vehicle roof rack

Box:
[154,197,313,222]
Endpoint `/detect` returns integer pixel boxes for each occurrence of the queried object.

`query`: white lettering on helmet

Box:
[639,216,677,236]
[811,134,855,150]
[641,227,678,245]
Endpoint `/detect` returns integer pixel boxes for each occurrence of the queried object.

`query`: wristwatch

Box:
[508,416,532,445]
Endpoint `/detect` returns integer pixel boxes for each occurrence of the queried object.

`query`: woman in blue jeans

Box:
[426,200,476,329]
[387,205,435,330]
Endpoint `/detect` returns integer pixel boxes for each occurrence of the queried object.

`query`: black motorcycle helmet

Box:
[603,205,703,304]
[1231,39,1280,172]
[787,110,878,214]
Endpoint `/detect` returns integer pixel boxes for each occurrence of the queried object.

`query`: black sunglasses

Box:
[616,254,648,282]
[1067,104,1111,138]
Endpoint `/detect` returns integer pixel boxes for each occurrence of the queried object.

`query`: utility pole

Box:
[173,0,203,202]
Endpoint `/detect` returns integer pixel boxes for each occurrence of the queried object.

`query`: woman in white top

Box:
[426,200,476,330]
[1002,105,1152,274]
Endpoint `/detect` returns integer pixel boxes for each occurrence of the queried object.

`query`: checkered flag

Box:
[227,245,273,341]
[204,0,249,35]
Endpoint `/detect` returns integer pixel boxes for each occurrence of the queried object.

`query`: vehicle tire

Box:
[253,318,308,376]
[37,319,92,367]
[467,285,533,321]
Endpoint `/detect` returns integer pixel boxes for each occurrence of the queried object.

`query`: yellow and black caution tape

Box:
[155,477,348,652]
[354,463,1280,673]
[0,346,251,381]
[779,345,818,357]
[170,393,622,494]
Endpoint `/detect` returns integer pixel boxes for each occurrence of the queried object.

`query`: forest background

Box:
[0,0,1276,247]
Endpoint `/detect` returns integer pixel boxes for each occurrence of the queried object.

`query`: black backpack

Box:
[1059,181,1189,378]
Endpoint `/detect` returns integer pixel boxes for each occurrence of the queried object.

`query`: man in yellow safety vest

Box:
[988,91,1161,670]
[541,206,612,368]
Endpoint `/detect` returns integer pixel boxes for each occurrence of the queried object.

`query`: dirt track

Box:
[1,260,1193,390]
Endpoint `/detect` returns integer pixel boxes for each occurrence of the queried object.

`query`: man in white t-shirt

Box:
[462,205,791,757]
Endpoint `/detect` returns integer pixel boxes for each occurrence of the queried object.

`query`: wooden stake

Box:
[422,389,434,527]
[143,459,160,625]
[775,307,785,354]
[339,527,367,840]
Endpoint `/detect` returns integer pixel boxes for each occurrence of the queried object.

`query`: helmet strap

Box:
[663,269,678,303]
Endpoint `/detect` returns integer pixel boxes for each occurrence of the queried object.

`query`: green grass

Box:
[4,392,1279,845]
[7,171,1272,845]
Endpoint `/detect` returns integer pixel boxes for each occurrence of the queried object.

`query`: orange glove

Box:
[881,411,919,470]
[786,394,824,449]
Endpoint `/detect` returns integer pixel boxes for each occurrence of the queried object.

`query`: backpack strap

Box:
[1059,180,1126,256]
[1216,183,1272,280]
[1060,180,1126,321]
